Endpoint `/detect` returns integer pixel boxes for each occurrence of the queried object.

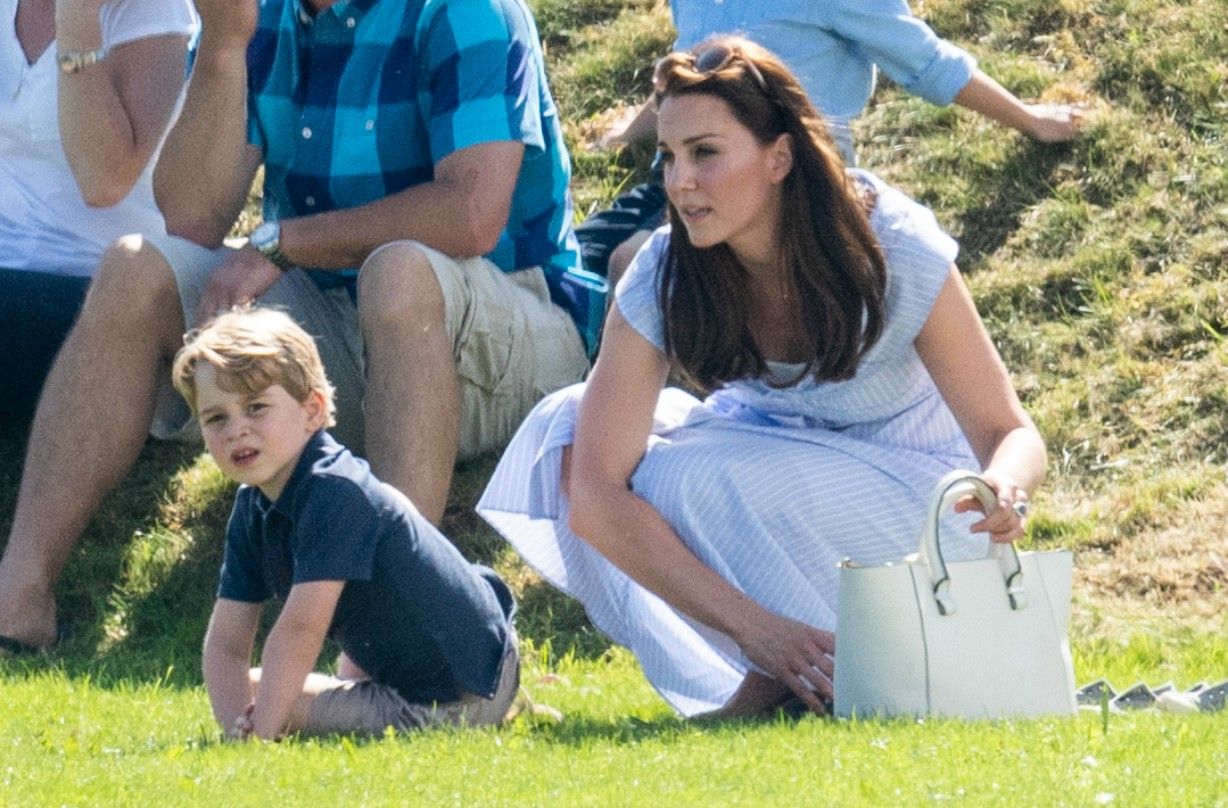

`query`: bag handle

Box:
[918,470,1027,616]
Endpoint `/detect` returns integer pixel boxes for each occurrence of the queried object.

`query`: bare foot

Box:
[0,576,59,651]
[694,672,793,720]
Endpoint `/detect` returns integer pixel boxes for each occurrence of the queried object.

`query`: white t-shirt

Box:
[0,0,198,276]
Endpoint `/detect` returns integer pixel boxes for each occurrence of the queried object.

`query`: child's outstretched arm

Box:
[203,599,263,737]
[249,580,344,740]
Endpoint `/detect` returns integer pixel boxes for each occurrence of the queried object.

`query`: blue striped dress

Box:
[477,171,990,716]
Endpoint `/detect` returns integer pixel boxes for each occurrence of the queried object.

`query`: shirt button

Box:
[305,196,316,207]
[301,126,313,139]
[365,119,375,131]
[346,17,355,27]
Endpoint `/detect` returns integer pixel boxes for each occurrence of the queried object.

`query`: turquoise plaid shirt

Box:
[246,0,606,355]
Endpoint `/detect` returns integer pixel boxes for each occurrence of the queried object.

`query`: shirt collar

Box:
[295,0,378,27]
[254,429,339,516]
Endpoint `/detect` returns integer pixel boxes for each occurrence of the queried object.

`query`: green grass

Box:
[3,0,1228,803]
[2,649,1226,807]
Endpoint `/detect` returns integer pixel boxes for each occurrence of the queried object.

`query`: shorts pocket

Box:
[455,286,527,400]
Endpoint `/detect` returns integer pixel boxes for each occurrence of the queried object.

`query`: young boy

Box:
[173,307,519,740]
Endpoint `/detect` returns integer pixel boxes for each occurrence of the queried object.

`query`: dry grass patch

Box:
[1077,482,1228,619]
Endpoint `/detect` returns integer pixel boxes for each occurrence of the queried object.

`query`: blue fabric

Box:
[0,268,90,425]
[218,430,516,702]
[246,0,606,355]
[669,0,977,120]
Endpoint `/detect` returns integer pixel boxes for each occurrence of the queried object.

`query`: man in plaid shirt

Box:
[0,0,603,651]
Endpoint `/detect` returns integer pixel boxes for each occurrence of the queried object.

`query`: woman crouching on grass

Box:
[478,35,1046,718]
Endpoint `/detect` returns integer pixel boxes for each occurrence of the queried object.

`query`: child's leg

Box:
[247,668,364,735]
[301,638,521,736]
[336,651,368,680]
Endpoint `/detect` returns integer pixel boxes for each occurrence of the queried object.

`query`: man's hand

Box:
[196,247,283,323]
[595,101,658,151]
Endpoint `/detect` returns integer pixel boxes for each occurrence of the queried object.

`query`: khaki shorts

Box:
[303,637,521,736]
[147,235,588,457]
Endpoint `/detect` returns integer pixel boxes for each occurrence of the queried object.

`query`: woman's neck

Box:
[740,249,793,309]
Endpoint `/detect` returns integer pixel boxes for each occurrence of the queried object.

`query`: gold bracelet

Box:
[57,47,109,75]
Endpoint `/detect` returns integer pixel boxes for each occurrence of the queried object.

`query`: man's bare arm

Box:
[154,5,261,247]
[276,140,525,269]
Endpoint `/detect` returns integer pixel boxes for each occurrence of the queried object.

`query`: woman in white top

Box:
[479,37,1047,718]
[0,0,197,422]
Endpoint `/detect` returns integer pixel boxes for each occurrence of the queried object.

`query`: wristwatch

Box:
[58,47,109,75]
[249,222,293,271]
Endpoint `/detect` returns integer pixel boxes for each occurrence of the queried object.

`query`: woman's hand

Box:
[735,611,835,715]
[954,468,1029,543]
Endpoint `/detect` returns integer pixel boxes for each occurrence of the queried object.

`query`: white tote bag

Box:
[833,470,1077,719]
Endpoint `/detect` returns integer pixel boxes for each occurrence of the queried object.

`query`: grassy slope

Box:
[1,0,1225,803]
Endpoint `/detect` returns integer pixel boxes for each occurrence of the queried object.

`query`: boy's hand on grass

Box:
[228,703,255,741]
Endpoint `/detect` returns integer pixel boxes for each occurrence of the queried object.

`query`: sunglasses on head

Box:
[655,43,770,95]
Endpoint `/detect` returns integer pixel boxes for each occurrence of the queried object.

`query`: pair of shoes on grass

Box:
[1076,679,1228,714]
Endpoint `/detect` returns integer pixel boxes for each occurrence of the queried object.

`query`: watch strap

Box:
[252,224,293,272]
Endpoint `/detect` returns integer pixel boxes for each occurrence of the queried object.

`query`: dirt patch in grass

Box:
[1075,481,1228,622]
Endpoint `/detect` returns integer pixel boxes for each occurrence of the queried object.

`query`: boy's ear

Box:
[303,389,328,430]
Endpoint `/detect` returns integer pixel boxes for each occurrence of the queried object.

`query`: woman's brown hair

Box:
[652,36,887,391]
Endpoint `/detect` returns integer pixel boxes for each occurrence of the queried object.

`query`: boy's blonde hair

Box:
[172,306,337,426]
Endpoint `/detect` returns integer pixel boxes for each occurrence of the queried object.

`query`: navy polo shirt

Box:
[217,430,515,703]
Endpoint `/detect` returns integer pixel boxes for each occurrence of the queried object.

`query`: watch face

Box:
[252,223,278,251]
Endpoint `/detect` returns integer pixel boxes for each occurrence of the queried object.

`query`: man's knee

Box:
[357,242,446,330]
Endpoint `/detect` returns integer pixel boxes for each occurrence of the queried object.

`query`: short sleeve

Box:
[290,477,382,585]
[217,491,272,603]
[860,171,959,353]
[613,226,671,352]
[417,0,544,163]
[100,0,198,50]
